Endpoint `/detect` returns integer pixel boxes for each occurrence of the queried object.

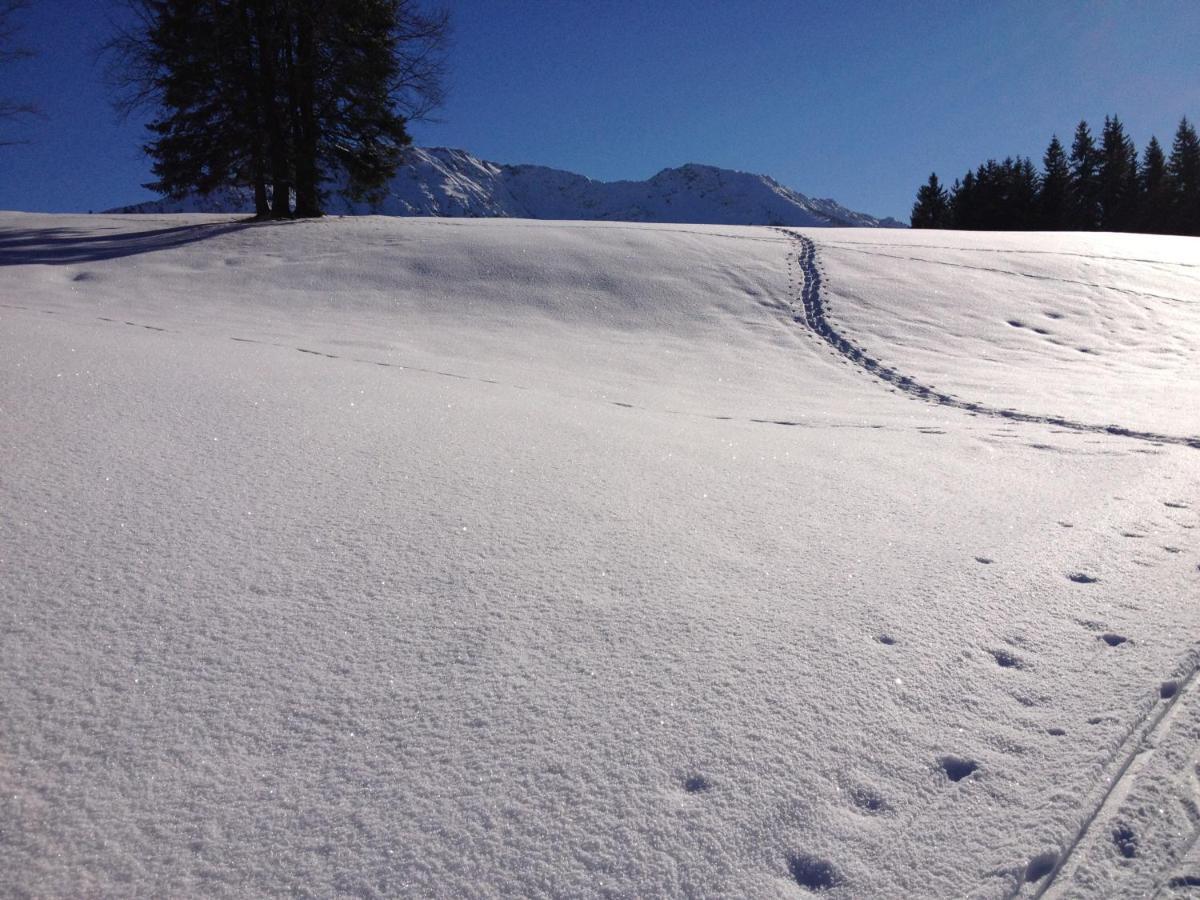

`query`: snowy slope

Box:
[2,214,1199,898]
[109,146,906,227]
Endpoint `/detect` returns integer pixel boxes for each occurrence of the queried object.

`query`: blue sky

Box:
[1,0,1198,219]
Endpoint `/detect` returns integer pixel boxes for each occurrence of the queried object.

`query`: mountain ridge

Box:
[110,146,906,228]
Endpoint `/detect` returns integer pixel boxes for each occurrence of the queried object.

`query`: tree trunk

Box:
[253,0,291,218]
[291,1,321,217]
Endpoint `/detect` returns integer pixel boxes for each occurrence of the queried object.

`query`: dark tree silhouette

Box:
[1038,135,1071,230]
[1167,116,1200,236]
[1069,120,1101,230]
[1097,115,1139,231]
[910,172,950,228]
[1139,136,1170,234]
[109,0,449,218]
[911,114,1198,236]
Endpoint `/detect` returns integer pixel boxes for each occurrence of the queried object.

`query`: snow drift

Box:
[1,213,1199,898]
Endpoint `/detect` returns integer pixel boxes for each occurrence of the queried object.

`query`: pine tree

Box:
[1139,136,1169,233]
[1010,157,1039,229]
[109,0,448,218]
[1038,135,1072,229]
[950,170,977,229]
[1167,116,1200,236]
[1069,120,1101,229]
[910,172,950,228]
[1098,115,1139,231]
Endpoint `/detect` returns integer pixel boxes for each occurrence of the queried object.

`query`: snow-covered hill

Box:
[110,146,906,227]
[2,213,1199,898]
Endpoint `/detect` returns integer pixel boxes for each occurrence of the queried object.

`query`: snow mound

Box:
[108,147,906,227]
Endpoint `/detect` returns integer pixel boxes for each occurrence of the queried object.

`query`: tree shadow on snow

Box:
[0,218,261,266]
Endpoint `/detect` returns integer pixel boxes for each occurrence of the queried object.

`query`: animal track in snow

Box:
[877,634,897,646]
[1112,823,1138,858]
[775,229,1200,450]
[1161,680,1180,699]
[787,854,843,891]
[848,785,890,814]
[1164,501,1189,509]
[683,775,711,793]
[1068,572,1099,584]
[938,755,979,782]
[1048,727,1067,737]
[987,649,1026,670]
[1024,849,1059,883]
[1100,633,1129,647]
[975,556,994,564]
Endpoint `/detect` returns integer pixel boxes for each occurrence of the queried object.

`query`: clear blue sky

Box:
[1,0,1198,219]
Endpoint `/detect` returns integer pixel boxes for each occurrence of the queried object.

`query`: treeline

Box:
[911,116,1200,236]
[108,0,448,219]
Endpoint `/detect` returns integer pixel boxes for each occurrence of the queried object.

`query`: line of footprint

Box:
[771,229,1200,452]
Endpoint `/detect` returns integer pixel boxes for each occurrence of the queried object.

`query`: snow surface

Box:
[1,213,1199,898]
[109,147,906,228]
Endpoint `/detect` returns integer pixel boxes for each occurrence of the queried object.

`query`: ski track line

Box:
[1033,657,1200,899]
[775,228,1200,450]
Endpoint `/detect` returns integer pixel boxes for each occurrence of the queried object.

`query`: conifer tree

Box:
[1167,116,1200,236]
[110,0,448,218]
[1098,115,1139,231]
[1069,120,1101,229]
[1139,136,1169,233]
[1038,135,1071,230]
[910,172,950,228]
[950,170,977,229]
[1010,157,1039,229]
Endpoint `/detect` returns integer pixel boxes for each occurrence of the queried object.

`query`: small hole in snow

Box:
[1161,680,1179,700]
[849,786,889,814]
[1101,633,1128,647]
[683,775,711,793]
[1025,850,1058,882]
[1048,727,1066,736]
[877,634,896,645]
[938,755,979,782]
[988,649,1025,669]
[787,854,842,891]
[1068,572,1099,584]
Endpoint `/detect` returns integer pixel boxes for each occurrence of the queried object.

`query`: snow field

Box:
[1,214,1199,897]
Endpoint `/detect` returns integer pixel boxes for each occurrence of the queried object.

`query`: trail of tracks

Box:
[775,228,1200,451]
[778,229,1200,895]
[1033,659,1200,898]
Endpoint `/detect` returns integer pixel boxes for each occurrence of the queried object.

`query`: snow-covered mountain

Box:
[110,146,906,227]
